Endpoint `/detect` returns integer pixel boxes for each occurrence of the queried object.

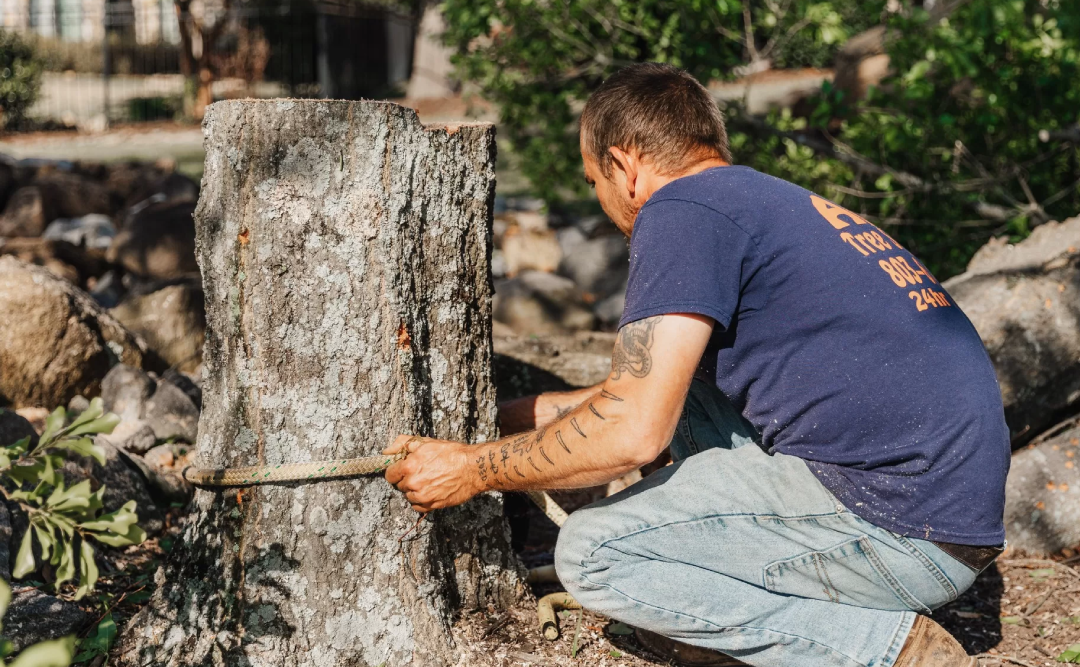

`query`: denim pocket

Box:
[764,537,932,614]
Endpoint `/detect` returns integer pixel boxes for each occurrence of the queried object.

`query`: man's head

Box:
[580,63,732,234]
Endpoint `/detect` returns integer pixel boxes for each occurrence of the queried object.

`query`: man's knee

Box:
[554,509,599,597]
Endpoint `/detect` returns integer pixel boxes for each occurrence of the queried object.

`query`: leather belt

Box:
[931,541,1004,572]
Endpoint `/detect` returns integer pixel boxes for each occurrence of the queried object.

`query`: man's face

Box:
[581,136,636,236]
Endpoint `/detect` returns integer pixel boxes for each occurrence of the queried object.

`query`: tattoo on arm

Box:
[600,389,624,402]
[555,405,574,420]
[611,315,662,380]
[570,417,587,438]
[514,465,526,478]
[539,446,555,465]
[527,456,542,472]
[556,431,571,454]
[588,403,605,420]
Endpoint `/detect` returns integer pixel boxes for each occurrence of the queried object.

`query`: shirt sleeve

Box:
[618,198,756,330]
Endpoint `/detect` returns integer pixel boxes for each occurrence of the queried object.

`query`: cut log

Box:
[116,100,521,667]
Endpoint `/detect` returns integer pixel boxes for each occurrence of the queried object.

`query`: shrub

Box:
[0,30,43,129]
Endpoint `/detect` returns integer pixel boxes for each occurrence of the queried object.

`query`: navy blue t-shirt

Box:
[620,166,1009,545]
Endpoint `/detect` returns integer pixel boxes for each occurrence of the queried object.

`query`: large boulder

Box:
[0,257,153,408]
[493,270,596,335]
[1004,419,1080,555]
[494,331,616,402]
[110,280,205,371]
[0,237,111,287]
[107,200,198,280]
[4,589,90,652]
[101,160,198,211]
[0,169,112,238]
[945,216,1080,445]
[100,364,200,443]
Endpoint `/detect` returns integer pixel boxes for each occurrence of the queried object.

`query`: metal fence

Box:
[1,0,414,125]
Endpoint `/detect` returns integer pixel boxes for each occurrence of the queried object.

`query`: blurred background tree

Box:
[441,0,1080,277]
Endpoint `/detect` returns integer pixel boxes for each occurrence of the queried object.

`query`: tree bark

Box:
[116,100,522,667]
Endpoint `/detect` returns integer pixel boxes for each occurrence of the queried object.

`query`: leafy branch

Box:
[3,398,146,600]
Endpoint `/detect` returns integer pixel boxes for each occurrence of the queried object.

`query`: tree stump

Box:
[116,100,521,667]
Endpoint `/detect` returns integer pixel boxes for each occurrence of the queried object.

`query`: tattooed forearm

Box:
[540,446,555,465]
[556,431,571,453]
[611,315,662,380]
[588,403,605,420]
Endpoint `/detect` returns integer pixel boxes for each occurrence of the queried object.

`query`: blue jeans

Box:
[555,379,980,667]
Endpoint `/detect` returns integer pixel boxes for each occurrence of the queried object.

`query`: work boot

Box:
[634,628,748,666]
[893,615,977,666]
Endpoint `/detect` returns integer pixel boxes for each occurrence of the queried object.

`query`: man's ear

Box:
[609,146,639,199]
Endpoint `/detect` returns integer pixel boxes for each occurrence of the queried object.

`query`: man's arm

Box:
[384,313,714,512]
[498,385,602,435]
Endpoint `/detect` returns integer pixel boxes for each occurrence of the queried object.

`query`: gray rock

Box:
[558,233,629,299]
[945,216,1080,445]
[67,395,91,414]
[0,409,37,449]
[101,364,156,422]
[493,270,596,335]
[0,257,153,409]
[1004,419,1080,555]
[493,331,616,401]
[122,447,192,506]
[161,368,201,411]
[594,290,626,327]
[0,170,112,238]
[63,439,163,535]
[4,588,90,652]
[43,214,116,250]
[106,200,198,280]
[110,280,206,372]
[143,380,199,443]
[101,419,157,454]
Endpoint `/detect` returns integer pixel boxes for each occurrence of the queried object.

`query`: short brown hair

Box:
[580,63,732,176]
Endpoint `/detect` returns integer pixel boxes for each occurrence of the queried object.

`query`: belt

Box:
[931,541,1004,572]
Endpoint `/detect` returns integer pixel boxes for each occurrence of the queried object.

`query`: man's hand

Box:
[383,435,480,513]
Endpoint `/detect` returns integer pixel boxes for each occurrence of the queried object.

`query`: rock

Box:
[945,217,1080,445]
[101,419,157,454]
[107,200,198,280]
[100,364,156,422]
[143,443,176,468]
[12,407,48,434]
[161,368,202,410]
[594,290,626,327]
[63,439,163,535]
[122,446,192,505]
[558,233,629,298]
[4,588,90,652]
[0,503,10,581]
[110,280,206,372]
[0,237,111,287]
[143,380,199,443]
[493,331,616,402]
[104,161,198,211]
[89,270,124,309]
[493,270,596,335]
[502,225,562,276]
[0,408,37,448]
[0,186,49,237]
[1003,418,1080,555]
[0,257,153,408]
[0,169,112,237]
[43,214,116,250]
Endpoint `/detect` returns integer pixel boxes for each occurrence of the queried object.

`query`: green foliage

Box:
[442,0,1080,277]
[442,0,886,201]
[0,579,74,667]
[71,613,116,664]
[0,30,43,128]
[2,398,146,601]
[793,0,1080,275]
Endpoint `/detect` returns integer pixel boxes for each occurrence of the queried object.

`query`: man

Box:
[385,63,1009,667]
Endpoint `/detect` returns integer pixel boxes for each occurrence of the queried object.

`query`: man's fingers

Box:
[384,460,408,486]
[383,434,412,456]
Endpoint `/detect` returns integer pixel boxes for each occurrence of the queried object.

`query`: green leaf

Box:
[74,540,98,600]
[13,526,35,579]
[8,635,74,667]
[0,578,10,619]
[81,612,116,656]
[1001,615,1024,625]
[65,397,104,431]
[46,479,93,512]
[607,621,634,636]
[50,438,106,466]
[79,500,139,534]
[54,538,75,589]
[31,523,53,563]
[89,523,146,548]
[38,407,68,446]
[65,413,120,439]
[1057,644,1080,662]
